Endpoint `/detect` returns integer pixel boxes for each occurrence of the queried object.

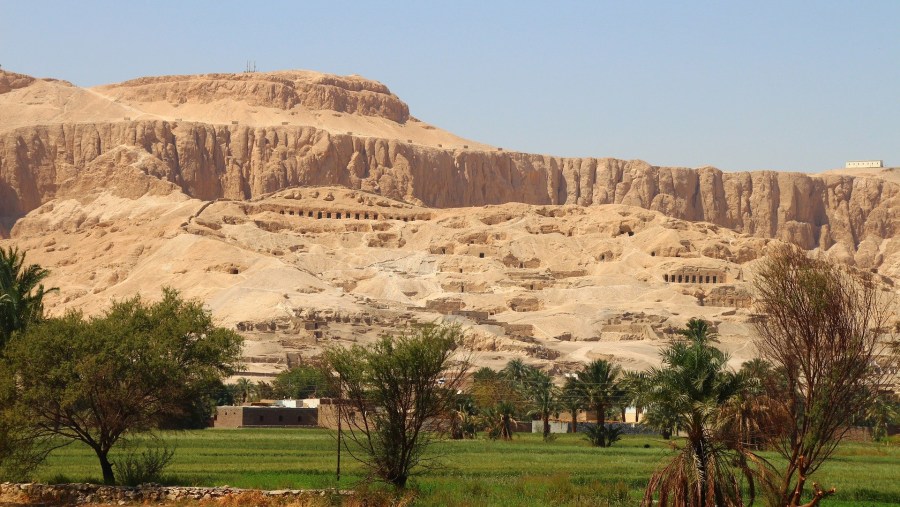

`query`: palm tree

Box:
[483,401,517,440]
[525,369,559,440]
[562,377,584,433]
[235,378,255,404]
[573,359,622,447]
[678,317,716,344]
[729,358,776,449]
[501,358,531,384]
[642,320,768,507]
[0,247,54,348]
[621,371,650,423]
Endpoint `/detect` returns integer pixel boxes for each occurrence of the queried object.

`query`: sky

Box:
[1,1,897,173]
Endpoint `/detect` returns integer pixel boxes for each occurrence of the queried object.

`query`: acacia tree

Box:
[325,324,469,488]
[5,289,243,484]
[753,246,896,507]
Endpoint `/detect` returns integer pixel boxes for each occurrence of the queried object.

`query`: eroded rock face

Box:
[97,71,410,122]
[0,70,36,94]
[2,120,897,267]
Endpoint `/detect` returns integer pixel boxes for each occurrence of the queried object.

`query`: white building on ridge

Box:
[845,160,883,169]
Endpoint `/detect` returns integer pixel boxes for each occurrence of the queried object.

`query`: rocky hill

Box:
[1,69,897,374]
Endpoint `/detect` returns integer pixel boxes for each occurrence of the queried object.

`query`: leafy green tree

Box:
[0,247,54,348]
[864,391,899,442]
[325,324,469,488]
[572,359,622,447]
[642,320,764,507]
[0,360,54,481]
[5,289,243,485]
[470,364,533,440]
[272,363,332,400]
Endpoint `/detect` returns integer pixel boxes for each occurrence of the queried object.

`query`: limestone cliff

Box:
[1,69,897,268]
[2,119,897,268]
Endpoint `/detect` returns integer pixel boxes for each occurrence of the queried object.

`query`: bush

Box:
[583,424,623,447]
[113,442,175,486]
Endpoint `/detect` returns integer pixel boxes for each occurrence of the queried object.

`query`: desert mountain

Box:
[1,69,897,374]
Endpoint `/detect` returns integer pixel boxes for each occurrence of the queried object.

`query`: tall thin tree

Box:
[753,246,895,506]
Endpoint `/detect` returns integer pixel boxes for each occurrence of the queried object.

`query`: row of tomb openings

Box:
[664,273,723,284]
[278,209,425,222]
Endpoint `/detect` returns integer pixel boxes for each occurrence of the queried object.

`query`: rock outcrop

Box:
[0,70,36,94]
[96,71,410,122]
[2,119,897,268]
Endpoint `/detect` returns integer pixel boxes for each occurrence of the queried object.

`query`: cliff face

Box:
[1,120,897,267]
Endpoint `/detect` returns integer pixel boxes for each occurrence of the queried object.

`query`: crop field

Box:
[35,429,900,506]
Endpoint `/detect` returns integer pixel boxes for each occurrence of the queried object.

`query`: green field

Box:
[35,429,900,506]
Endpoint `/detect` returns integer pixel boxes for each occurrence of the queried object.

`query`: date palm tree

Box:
[642,320,770,507]
[573,359,622,446]
[234,377,256,404]
[0,247,54,348]
[562,377,584,433]
[620,370,650,423]
[525,369,559,439]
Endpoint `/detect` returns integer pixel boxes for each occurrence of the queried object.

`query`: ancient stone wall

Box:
[0,482,352,505]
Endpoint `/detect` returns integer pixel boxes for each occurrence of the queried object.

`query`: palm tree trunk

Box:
[543,413,550,439]
[596,402,606,447]
[571,410,577,433]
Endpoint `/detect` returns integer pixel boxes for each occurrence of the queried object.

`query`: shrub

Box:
[113,441,175,486]
[583,424,623,447]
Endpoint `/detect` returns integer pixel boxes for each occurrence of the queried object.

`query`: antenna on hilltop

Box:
[244,60,257,73]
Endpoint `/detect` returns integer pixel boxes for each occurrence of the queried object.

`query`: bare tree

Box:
[325,324,469,488]
[753,246,896,507]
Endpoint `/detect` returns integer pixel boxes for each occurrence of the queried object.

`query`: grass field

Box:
[35,429,900,506]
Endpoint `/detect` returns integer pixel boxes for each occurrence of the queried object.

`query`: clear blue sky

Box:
[1,1,897,172]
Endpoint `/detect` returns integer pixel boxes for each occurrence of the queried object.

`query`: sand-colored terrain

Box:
[1,69,897,377]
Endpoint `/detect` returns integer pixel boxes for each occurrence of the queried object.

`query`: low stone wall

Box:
[0,482,352,505]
